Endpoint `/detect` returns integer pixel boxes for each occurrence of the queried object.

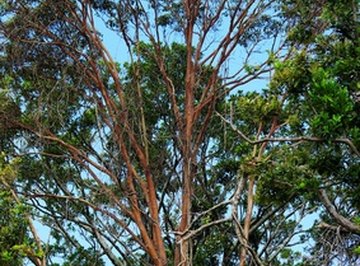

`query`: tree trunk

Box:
[240,176,255,266]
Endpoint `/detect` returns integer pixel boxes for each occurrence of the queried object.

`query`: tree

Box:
[0,0,359,265]
[216,0,360,265]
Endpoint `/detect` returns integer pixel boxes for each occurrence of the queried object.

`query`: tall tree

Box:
[1,0,358,265]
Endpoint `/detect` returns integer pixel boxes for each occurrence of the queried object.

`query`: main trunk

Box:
[174,158,193,265]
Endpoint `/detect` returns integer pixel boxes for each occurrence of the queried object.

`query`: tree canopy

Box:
[0,0,359,265]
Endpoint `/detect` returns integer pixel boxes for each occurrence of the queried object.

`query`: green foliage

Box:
[0,191,28,266]
[0,154,37,265]
[193,227,228,265]
[308,67,354,137]
[255,146,318,206]
[270,51,310,94]
[0,153,20,185]
[62,247,105,266]
[268,1,360,265]
[354,246,360,255]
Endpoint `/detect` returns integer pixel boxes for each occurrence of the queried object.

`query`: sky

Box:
[94,10,272,93]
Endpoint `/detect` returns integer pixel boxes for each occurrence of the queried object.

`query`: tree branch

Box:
[216,112,360,156]
[318,189,360,234]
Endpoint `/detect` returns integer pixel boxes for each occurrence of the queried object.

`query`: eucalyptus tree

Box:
[1,0,358,265]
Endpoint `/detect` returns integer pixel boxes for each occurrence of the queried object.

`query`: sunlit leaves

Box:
[0,155,41,265]
[308,67,354,137]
